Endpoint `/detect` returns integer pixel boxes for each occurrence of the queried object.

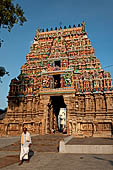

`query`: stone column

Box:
[49,105,53,133]
[42,95,50,134]
[85,94,91,112]
[26,96,33,121]
[27,96,32,112]
[90,95,95,112]
[94,94,101,112]
[63,94,75,135]
[69,121,72,135]
[32,97,36,113]
[35,95,39,113]
[76,122,81,134]
[19,101,24,114]
[79,96,85,112]
[4,124,8,136]
[105,93,113,112]
[72,122,76,134]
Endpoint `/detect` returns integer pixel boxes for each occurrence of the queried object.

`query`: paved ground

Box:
[1,152,113,170]
[0,134,66,152]
[0,135,113,170]
[0,136,20,148]
[67,137,113,145]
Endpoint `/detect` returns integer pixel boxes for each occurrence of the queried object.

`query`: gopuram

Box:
[1,22,113,137]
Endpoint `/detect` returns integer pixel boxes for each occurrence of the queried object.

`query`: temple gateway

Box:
[1,22,113,137]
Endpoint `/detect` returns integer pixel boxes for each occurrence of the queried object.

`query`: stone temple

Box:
[1,22,113,137]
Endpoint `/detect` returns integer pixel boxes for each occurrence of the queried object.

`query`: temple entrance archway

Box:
[49,95,67,133]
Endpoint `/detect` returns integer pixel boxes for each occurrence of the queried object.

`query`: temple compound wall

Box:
[0,22,113,137]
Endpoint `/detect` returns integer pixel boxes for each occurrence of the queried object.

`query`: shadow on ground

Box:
[94,156,113,167]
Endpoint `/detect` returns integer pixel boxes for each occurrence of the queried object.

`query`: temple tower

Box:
[0,22,113,137]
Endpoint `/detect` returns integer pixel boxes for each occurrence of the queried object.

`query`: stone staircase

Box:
[0,134,67,153]
[31,134,67,152]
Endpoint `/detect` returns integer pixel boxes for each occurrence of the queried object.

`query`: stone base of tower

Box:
[69,120,113,138]
[0,92,113,137]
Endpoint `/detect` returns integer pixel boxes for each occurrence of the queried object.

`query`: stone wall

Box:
[67,92,113,137]
[0,92,113,137]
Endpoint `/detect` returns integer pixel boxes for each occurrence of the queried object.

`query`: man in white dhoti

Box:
[18,127,31,165]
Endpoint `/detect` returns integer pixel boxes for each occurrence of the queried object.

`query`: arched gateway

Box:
[1,22,113,137]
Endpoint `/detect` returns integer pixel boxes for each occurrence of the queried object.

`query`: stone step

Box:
[59,137,113,154]
[0,134,67,153]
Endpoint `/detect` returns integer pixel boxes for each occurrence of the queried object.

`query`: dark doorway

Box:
[50,96,66,133]
[54,60,61,67]
[53,75,60,88]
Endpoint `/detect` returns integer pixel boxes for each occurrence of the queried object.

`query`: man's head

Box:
[23,127,27,134]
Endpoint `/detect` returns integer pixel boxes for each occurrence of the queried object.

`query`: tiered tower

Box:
[0,22,113,137]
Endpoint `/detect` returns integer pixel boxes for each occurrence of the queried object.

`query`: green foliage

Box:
[0,0,27,32]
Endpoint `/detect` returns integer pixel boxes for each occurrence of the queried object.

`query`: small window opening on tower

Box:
[53,75,60,88]
[54,60,61,67]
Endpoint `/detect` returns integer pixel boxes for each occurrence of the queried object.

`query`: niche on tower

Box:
[53,75,61,88]
[55,60,61,67]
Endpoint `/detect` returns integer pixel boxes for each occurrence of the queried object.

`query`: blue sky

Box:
[0,0,113,109]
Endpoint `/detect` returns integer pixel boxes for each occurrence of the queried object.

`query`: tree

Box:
[0,66,9,82]
[0,0,27,46]
[0,0,27,80]
[0,0,27,31]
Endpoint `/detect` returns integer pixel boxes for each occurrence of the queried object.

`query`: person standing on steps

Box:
[18,127,32,165]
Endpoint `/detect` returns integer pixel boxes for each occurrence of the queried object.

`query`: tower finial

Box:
[81,21,86,32]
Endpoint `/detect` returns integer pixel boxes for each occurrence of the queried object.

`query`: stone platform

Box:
[1,135,113,169]
[59,137,113,154]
